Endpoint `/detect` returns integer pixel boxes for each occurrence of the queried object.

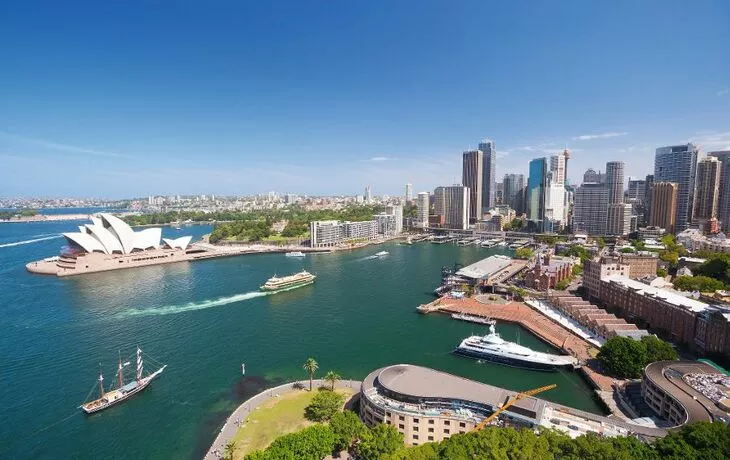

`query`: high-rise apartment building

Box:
[605,161,625,205]
[462,149,483,223]
[385,204,403,234]
[479,139,496,211]
[572,183,608,235]
[503,174,526,212]
[527,158,547,230]
[709,151,730,231]
[650,182,679,233]
[644,174,655,224]
[434,185,470,230]
[405,183,413,202]
[607,203,632,236]
[365,186,373,204]
[654,143,700,232]
[416,192,429,228]
[693,156,721,224]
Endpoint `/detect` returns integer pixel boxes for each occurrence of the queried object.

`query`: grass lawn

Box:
[230,387,355,459]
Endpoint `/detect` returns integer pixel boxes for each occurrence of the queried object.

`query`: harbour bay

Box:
[0,219,603,459]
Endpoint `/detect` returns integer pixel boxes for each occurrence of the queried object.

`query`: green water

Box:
[0,223,603,459]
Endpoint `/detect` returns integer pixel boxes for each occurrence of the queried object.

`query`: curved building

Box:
[360,364,666,446]
[642,361,730,426]
[27,213,200,277]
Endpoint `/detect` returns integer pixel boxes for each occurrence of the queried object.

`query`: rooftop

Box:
[603,275,709,312]
[456,254,513,280]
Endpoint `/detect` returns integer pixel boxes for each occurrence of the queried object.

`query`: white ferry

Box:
[285,251,305,257]
[454,324,576,371]
[260,271,316,292]
[375,251,389,257]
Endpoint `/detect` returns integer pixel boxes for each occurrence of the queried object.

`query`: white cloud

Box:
[572,132,628,141]
[718,89,729,97]
[367,156,390,162]
[0,131,135,159]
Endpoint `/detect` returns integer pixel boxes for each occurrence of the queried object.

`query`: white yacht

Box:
[285,251,305,257]
[375,251,389,257]
[454,324,576,371]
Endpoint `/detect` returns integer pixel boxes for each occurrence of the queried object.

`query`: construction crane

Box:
[473,384,557,431]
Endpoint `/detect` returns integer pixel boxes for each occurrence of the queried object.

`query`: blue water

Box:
[0,220,603,459]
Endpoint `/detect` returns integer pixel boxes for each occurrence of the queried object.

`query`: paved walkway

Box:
[204,379,362,460]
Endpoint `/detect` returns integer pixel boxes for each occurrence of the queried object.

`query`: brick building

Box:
[524,253,573,291]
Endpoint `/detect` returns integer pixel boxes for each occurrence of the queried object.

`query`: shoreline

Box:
[204,378,362,460]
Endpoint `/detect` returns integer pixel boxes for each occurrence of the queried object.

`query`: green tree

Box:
[302,357,319,391]
[223,440,236,460]
[657,268,668,277]
[596,237,606,249]
[324,370,341,391]
[245,424,336,460]
[641,335,678,362]
[654,421,730,460]
[305,389,345,422]
[355,423,404,460]
[555,279,570,290]
[620,247,635,253]
[329,410,367,452]
[597,336,648,378]
[515,247,534,259]
[673,275,725,292]
[572,264,583,276]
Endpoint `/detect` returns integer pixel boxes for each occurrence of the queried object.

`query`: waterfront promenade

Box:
[204,378,362,460]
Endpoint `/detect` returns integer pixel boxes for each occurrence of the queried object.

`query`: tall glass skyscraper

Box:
[479,139,496,212]
[527,158,547,230]
[654,143,699,232]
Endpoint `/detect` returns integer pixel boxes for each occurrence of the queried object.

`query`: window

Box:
[459,422,466,428]
[428,419,434,424]
[428,436,434,441]
[413,434,419,440]
[428,427,434,433]
[444,428,450,434]
[399,423,404,430]
[413,426,418,432]
[413,418,419,423]
[444,420,450,426]
[399,415,404,421]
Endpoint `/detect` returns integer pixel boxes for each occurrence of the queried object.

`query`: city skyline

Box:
[1,2,729,198]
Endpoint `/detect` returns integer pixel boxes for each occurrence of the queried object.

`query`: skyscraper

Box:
[527,158,547,230]
[417,192,430,228]
[650,182,679,233]
[644,174,655,225]
[405,183,413,201]
[627,179,646,203]
[607,203,632,236]
[709,151,730,231]
[583,168,601,183]
[693,156,721,224]
[550,153,566,185]
[572,183,608,235]
[654,143,700,232]
[479,139,496,211]
[605,161,625,205]
[502,174,526,212]
[365,186,372,204]
[434,185,470,230]
[462,149,483,223]
[386,204,404,234]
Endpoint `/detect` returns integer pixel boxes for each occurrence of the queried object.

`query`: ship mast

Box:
[118,351,124,388]
[136,346,143,382]
[98,364,105,399]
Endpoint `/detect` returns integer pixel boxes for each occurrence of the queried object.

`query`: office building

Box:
[550,152,567,185]
[627,179,646,203]
[607,203,632,236]
[649,182,679,233]
[527,158,547,230]
[462,149,483,223]
[405,183,413,202]
[502,174,525,213]
[654,143,700,232]
[416,192,429,228]
[710,151,730,231]
[605,161,625,205]
[583,168,600,183]
[479,139,497,211]
[434,185,470,230]
[693,156,721,225]
[365,186,373,204]
[572,183,608,235]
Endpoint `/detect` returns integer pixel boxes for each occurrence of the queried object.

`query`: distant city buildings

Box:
[710,151,730,232]
[462,149,483,223]
[416,192,429,228]
[405,183,413,202]
[365,186,373,204]
[434,185,470,230]
[479,139,497,212]
[649,182,679,234]
[693,156,721,228]
[654,143,699,232]
[607,203,632,236]
[502,173,525,215]
[572,182,608,235]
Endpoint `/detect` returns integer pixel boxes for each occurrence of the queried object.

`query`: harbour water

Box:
[0,220,603,459]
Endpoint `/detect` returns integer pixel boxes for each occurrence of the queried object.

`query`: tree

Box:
[223,441,236,460]
[620,247,635,253]
[657,268,668,277]
[554,279,570,290]
[245,424,336,460]
[329,410,367,451]
[515,247,534,259]
[596,237,606,249]
[572,264,583,276]
[324,370,341,391]
[597,336,649,378]
[305,389,345,422]
[641,335,678,362]
[673,275,725,293]
[303,357,318,391]
[355,423,404,460]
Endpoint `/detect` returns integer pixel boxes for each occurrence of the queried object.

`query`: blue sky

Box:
[1,1,729,198]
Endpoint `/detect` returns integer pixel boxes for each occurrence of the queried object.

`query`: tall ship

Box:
[81,347,166,414]
[454,324,576,371]
[260,270,316,292]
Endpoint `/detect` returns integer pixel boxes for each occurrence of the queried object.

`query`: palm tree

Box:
[303,357,319,391]
[324,370,341,391]
[223,440,236,460]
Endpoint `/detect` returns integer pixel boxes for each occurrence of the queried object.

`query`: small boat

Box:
[285,251,305,257]
[260,271,316,292]
[375,251,389,257]
[81,347,166,414]
[451,312,496,325]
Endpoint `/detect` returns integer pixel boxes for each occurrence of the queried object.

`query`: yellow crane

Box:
[473,384,557,431]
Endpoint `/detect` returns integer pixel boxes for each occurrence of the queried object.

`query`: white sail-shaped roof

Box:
[99,213,137,254]
[63,232,107,253]
[85,224,124,254]
[133,228,162,251]
[162,236,192,250]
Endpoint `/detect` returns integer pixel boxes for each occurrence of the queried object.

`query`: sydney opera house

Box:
[27,213,204,276]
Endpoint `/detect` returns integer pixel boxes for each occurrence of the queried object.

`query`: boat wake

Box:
[119,291,270,317]
[0,235,62,249]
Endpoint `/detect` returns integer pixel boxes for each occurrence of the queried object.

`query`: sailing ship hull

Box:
[81,366,166,414]
[453,347,562,372]
[259,279,314,293]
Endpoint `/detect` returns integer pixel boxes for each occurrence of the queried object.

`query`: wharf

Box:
[418,296,619,393]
